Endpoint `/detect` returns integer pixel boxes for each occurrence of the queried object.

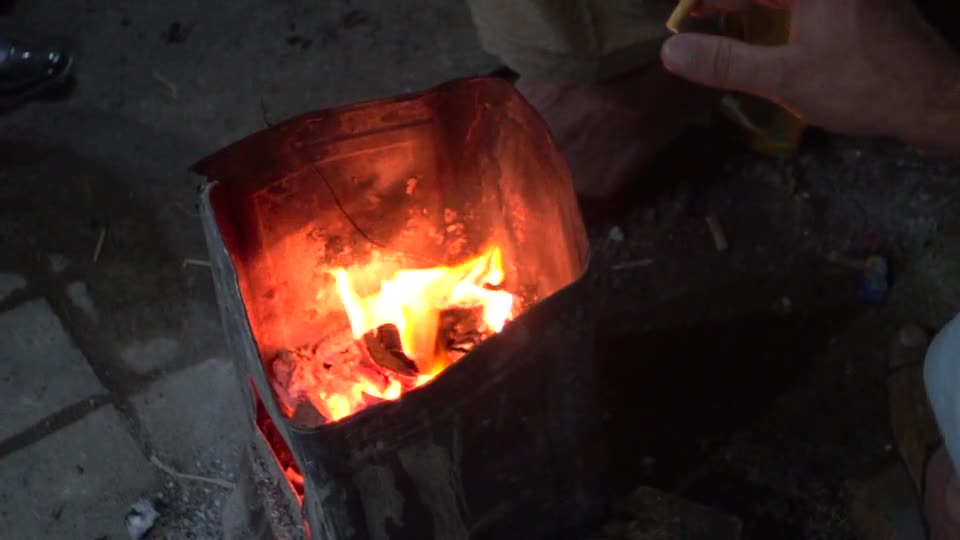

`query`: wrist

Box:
[898,62,960,156]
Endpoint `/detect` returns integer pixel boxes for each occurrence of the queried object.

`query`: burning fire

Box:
[333,247,512,363]
[286,246,516,422]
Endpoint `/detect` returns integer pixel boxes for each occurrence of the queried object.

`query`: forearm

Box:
[899,63,960,157]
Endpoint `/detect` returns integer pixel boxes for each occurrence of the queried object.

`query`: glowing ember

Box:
[273,246,518,424]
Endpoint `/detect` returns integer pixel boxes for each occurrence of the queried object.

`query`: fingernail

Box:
[662,35,695,72]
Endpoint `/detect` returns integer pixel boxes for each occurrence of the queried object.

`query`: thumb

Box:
[661,33,790,98]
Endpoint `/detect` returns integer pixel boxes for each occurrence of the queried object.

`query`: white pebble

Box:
[125,498,160,540]
[608,226,625,243]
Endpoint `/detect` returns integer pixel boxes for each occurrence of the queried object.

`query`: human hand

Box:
[661,0,960,146]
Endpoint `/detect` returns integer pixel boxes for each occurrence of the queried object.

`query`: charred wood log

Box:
[438,306,488,361]
[362,324,419,377]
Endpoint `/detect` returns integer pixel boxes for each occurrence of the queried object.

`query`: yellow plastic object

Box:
[719,6,807,157]
[667,0,698,33]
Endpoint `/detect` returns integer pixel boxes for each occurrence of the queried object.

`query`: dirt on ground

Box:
[585,125,960,538]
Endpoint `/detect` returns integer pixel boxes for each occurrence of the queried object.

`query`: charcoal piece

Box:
[438,306,487,354]
[269,353,299,412]
[439,306,484,336]
[291,400,326,428]
[362,325,418,377]
[376,323,405,354]
[440,306,485,331]
[446,349,467,363]
[271,352,296,388]
[448,331,482,352]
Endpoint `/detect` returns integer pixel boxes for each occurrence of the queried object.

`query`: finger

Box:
[694,0,791,14]
[690,6,732,17]
[696,0,753,10]
[661,33,792,98]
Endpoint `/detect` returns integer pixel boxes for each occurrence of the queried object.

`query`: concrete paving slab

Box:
[97,263,227,375]
[132,358,248,538]
[105,271,225,378]
[0,406,159,540]
[0,300,105,440]
[0,273,27,301]
[0,139,228,378]
[133,357,247,482]
[121,336,181,374]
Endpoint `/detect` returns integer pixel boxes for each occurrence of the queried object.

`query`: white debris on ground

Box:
[607,226,625,243]
[125,498,160,540]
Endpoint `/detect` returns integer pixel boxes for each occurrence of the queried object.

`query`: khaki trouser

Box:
[466,0,678,82]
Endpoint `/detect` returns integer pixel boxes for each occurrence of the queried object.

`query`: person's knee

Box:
[925,313,960,412]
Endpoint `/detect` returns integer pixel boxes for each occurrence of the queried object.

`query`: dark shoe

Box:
[0,38,74,110]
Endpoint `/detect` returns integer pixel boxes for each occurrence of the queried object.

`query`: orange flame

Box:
[306,247,514,421]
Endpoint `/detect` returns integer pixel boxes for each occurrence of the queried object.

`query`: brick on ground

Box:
[0,299,105,440]
[0,406,159,540]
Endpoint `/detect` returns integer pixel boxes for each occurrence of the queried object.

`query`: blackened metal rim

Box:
[197,180,297,450]
[190,76,558,181]
[249,418,305,517]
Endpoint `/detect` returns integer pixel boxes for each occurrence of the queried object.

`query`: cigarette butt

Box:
[705,215,729,252]
[182,258,213,268]
[93,226,107,262]
[667,0,698,33]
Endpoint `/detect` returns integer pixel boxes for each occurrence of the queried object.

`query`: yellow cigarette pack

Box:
[718,6,807,157]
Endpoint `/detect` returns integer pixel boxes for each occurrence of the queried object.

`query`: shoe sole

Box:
[0,51,75,112]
